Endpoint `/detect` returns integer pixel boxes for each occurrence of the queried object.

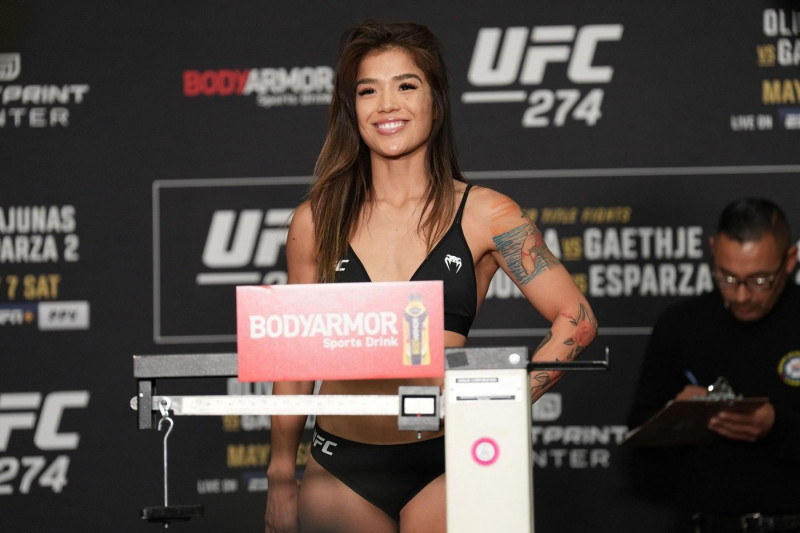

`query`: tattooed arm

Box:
[485,191,598,402]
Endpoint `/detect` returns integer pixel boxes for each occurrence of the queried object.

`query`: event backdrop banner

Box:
[2,1,798,532]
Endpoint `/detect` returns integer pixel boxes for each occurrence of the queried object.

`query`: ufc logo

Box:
[467,24,624,86]
[0,391,90,451]
[202,209,294,268]
[312,430,337,456]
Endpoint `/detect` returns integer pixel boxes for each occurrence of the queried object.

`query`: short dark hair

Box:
[717,197,791,254]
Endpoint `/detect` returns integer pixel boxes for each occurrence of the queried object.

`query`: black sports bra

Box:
[333,185,477,336]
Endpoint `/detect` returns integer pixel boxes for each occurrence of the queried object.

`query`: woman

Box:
[265,20,597,533]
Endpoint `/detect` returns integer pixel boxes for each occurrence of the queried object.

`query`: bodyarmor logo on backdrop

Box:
[0,54,90,128]
[0,390,90,495]
[182,66,333,109]
[462,24,624,127]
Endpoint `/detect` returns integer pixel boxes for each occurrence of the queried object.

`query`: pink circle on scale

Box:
[471,437,499,466]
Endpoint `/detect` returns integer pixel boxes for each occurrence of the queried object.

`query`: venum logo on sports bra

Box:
[444,254,462,273]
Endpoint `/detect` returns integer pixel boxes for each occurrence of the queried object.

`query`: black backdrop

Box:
[2,1,799,531]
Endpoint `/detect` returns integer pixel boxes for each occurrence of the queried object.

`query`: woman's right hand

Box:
[265,475,300,533]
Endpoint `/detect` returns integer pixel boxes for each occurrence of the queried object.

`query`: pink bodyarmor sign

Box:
[236,281,444,382]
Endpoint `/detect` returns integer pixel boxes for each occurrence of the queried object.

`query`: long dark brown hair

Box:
[309,20,466,282]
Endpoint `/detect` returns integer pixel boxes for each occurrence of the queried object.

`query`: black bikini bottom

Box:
[309,423,445,522]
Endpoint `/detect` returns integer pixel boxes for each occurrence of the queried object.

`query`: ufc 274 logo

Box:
[0,390,90,495]
[199,209,293,286]
[462,25,624,127]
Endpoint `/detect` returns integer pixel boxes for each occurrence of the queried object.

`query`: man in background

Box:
[627,197,800,532]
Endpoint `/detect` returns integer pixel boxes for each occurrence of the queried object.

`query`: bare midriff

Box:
[315,330,465,444]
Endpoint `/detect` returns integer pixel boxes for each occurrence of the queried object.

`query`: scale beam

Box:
[132,348,610,429]
[132,394,404,417]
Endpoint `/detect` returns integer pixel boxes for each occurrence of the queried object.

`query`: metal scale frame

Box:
[132,348,608,531]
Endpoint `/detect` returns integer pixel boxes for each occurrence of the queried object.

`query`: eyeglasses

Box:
[713,261,786,292]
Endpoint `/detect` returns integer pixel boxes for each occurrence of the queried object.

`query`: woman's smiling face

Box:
[355,47,434,162]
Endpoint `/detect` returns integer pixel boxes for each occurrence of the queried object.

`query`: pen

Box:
[684,369,699,386]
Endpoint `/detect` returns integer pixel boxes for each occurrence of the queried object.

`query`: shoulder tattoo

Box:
[492,210,558,285]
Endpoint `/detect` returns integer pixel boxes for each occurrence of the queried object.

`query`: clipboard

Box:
[622,397,768,447]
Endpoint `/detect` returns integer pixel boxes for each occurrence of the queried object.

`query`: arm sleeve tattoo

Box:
[493,211,558,285]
